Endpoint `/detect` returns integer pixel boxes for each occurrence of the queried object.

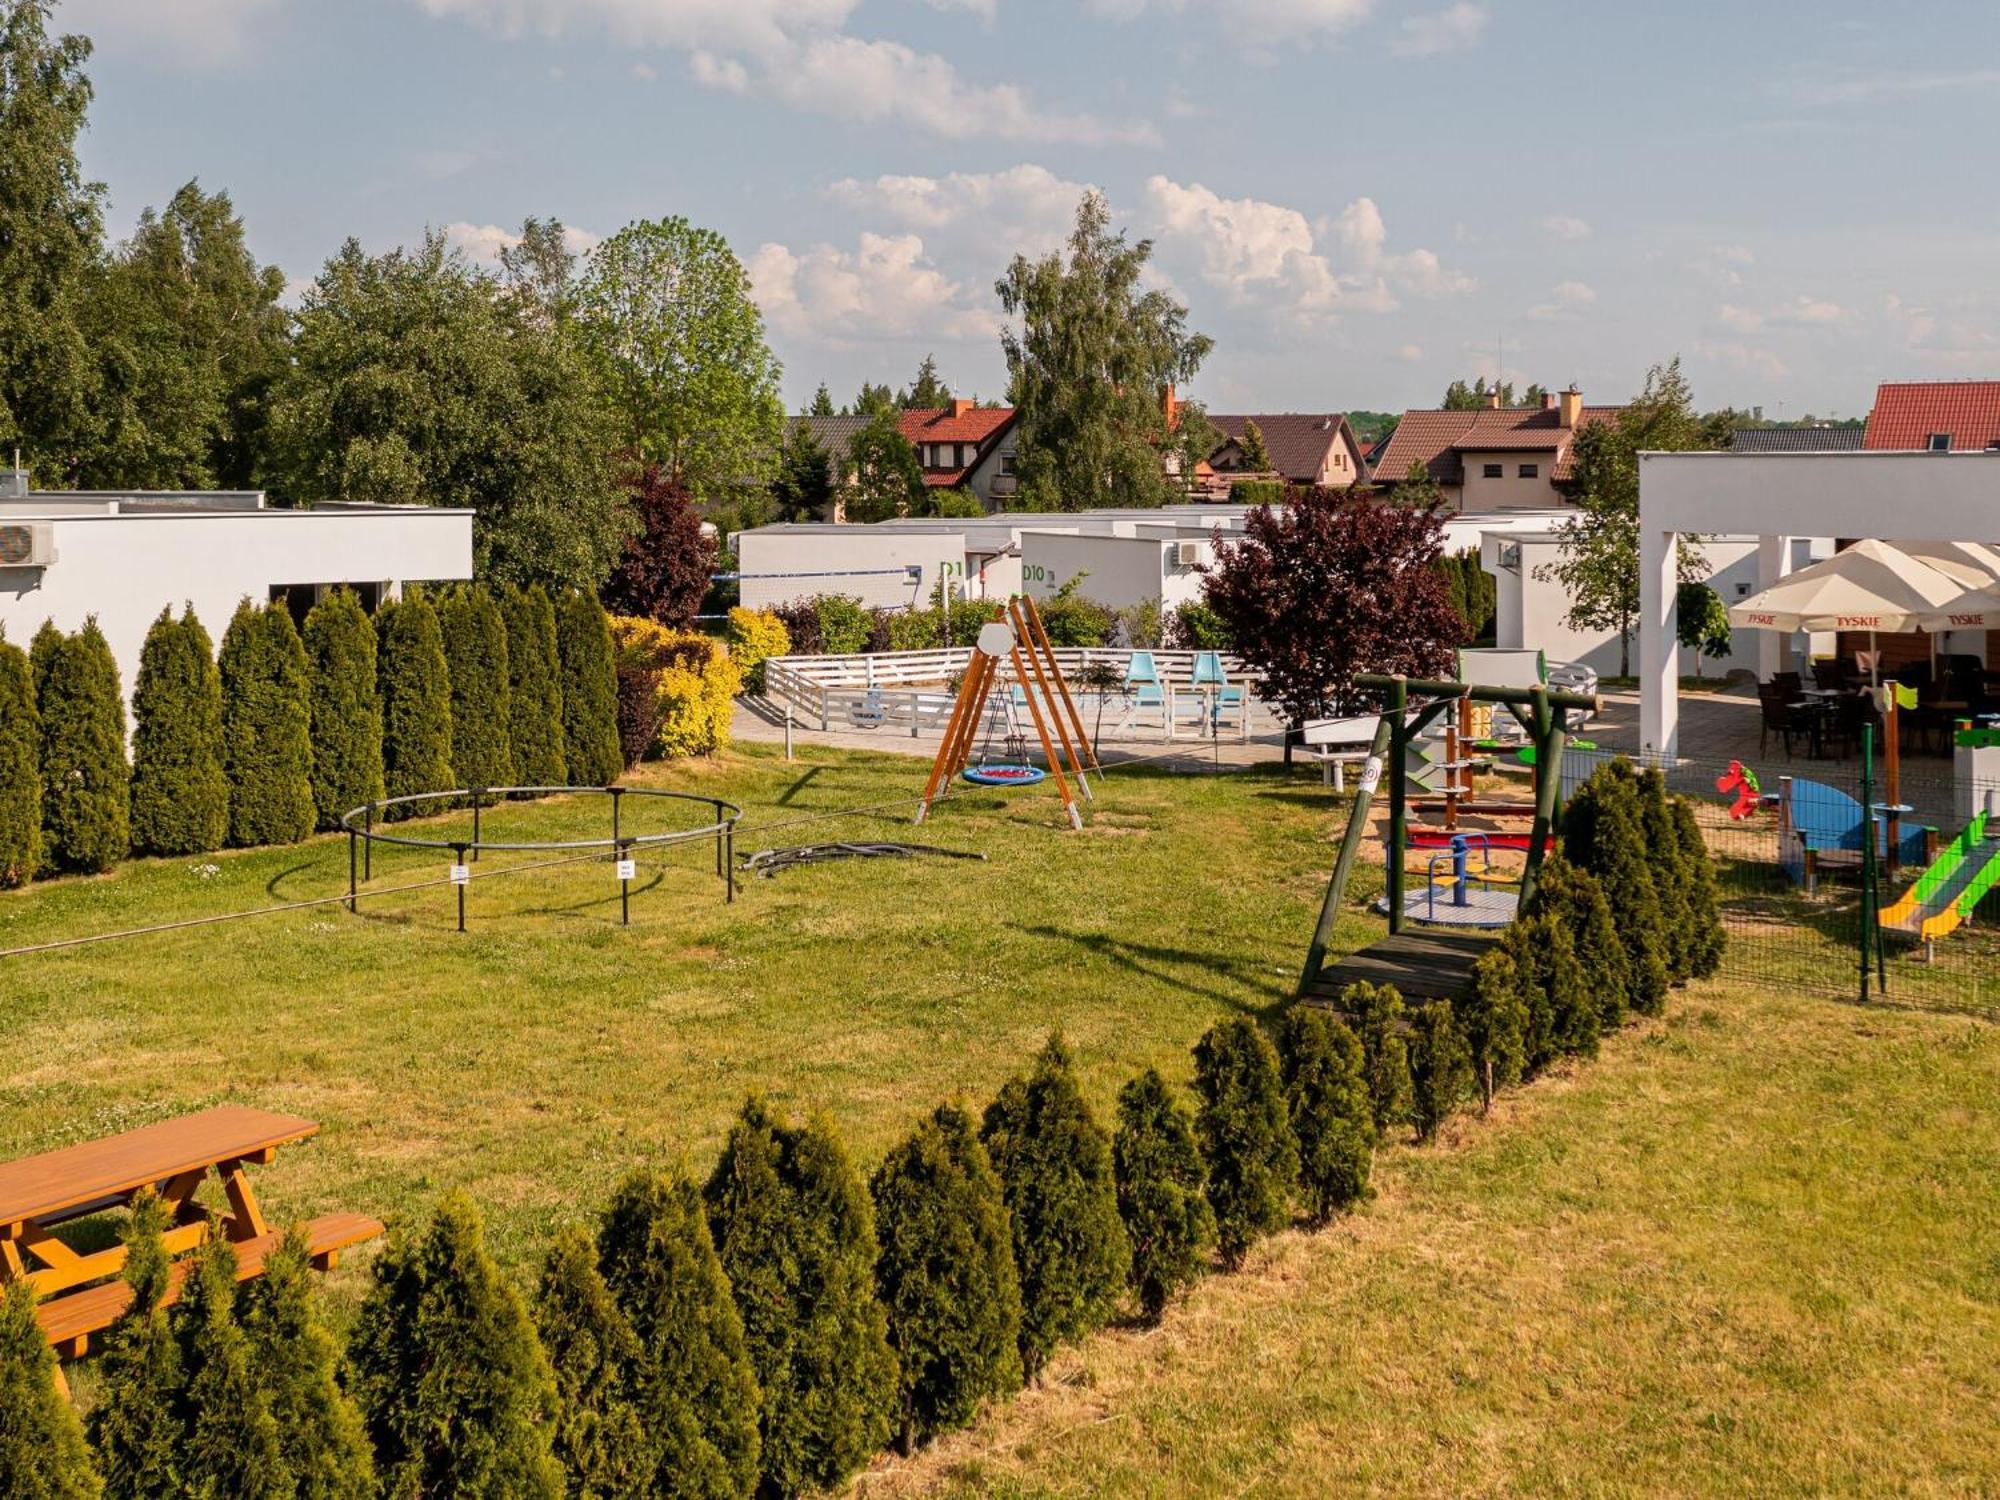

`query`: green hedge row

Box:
[0,585,620,885]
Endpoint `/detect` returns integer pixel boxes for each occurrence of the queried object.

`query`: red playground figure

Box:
[1716,760,1762,820]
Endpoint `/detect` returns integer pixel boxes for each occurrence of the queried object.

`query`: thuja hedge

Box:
[14,901,1732,1496]
[6,586,622,886]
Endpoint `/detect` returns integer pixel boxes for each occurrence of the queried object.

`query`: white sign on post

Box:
[1357,755,1384,795]
[449,863,470,886]
[615,857,637,882]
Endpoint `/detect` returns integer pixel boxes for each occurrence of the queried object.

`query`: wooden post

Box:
[1010,643,1081,829]
[1019,594,1098,769]
[1299,712,1394,994]
[1009,599,1089,797]
[1386,677,1409,935]
[917,651,989,823]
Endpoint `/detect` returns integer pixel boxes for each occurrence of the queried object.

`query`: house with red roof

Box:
[1863,380,2000,452]
[900,401,1019,501]
[1204,413,1369,490]
[1367,386,1620,511]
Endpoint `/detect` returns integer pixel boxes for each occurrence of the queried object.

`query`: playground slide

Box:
[1880,812,2000,943]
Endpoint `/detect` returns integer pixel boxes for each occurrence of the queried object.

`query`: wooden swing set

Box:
[915,595,1099,830]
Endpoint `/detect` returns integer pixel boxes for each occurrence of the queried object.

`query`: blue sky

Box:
[61,0,2000,416]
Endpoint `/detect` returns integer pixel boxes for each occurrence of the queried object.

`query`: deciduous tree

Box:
[602,466,716,628]
[0,1,102,482]
[575,217,784,506]
[845,408,926,524]
[270,233,627,591]
[998,192,1212,511]
[1204,486,1463,726]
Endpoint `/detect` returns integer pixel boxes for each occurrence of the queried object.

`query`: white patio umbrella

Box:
[1727,537,1967,686]
[1889,538,2000,588]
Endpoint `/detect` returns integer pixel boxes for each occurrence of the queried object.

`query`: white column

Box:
[1639,523,1678,759]
[1755,533,1793,678]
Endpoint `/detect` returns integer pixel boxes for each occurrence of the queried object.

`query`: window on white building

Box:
[1518,463,1539,479]
[1482,463,1503,479]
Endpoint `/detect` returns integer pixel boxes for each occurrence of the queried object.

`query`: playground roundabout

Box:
[339,785,743,930]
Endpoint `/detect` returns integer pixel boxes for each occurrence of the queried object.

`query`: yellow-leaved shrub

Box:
[725,607,790,694]
[607,617,742,762]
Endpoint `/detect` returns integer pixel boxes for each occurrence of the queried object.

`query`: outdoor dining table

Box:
[0,1104,321,1297]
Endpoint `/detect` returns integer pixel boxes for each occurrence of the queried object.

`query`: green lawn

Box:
[5,741,1996,1493]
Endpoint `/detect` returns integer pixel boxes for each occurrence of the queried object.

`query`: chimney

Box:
[1485,388,1503,410]
[950,397,973,420]
[1558,385,1582,427]
[1541,390,1559,412]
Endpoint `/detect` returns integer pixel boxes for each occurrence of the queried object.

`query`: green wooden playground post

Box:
[1385,677,1409,937]
[1301,713,1395,993]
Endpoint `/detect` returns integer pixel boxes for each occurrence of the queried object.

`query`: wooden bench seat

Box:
[36,1211,382,1360]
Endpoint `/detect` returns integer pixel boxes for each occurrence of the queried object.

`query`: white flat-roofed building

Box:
[0,470,473,695]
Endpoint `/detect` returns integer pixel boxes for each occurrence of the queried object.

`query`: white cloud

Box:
[913,0,996,17]
[1144,179,1466,322]
[411,0,1151,145]
[1695,340,1788,381]
[62,0,282,67]
[1087,0,1372,37]
[1786,66,2000,107]
[749,233,999,344]
[1528,279,1595,321]
[758,35,1155,144]
[1689,244,1755,288]
[630,61,658,80]
[826,165,1089,255]
[1541,214,1592,242]
[1396,343,1424,362]
[1718,295,1848,333]
[443,220,602,267]
[1882,293,1998,370]
[1390,2,1486,57]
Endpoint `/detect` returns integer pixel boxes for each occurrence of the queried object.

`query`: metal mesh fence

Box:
[1646,743,2000,1017]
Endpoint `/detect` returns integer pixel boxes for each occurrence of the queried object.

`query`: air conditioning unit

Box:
[1172,540,1203,568]
[0,523,56,568]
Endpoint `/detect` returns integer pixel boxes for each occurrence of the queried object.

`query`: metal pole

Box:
[785,705,794,761]
[347,829,357,914]
[1299,714,1395,995]
[1859,725,1873,1003]
[1387,677,1409,936]
[610,787,622,867]
[619,838,630,927]
[364,803,373,881]
[725,819,735,905]
[454,843,467,934]
[471,795,482,863]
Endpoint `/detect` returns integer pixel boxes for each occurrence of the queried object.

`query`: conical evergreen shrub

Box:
[980,1036,1130,1380]
[130,607,227,856]
[0,631,41,889]
[350,1192,562,1498]
[0,1279,99,1500]
[1407,1001,1474,1142]
[871,1101,1024,1450]
[1112,1068,1214,1323]
[33,619,129,875]
[1499,912,1594,1072]
[1674,797,1727,979]
[172,1232,292,1499]
[1459,948,1528,1109]
[220,599,315,847]
[1637,768,1694,982]
[86,1192,183,1498]
[375,593,455,821]
[1192,1018,1299,1268]
[1276,1008,1374,1224]
[1525,856,1629,1034]
[1562,764,1671,1014]
[597,1171,760,1498]
[302,588,384,830]
[439,585,515,795]
[535,1227,649,1498]
[500,584,566,789]
[705,1098,896,1494]
[238,1226,374,1500]
[557,590,621,787]
[1344,982,1414,1136]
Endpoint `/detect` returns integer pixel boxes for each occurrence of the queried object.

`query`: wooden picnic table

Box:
[0,1105,381,1362]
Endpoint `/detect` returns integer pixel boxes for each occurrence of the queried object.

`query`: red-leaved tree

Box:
[602,466,716,627]
[1202,486,1463,726]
